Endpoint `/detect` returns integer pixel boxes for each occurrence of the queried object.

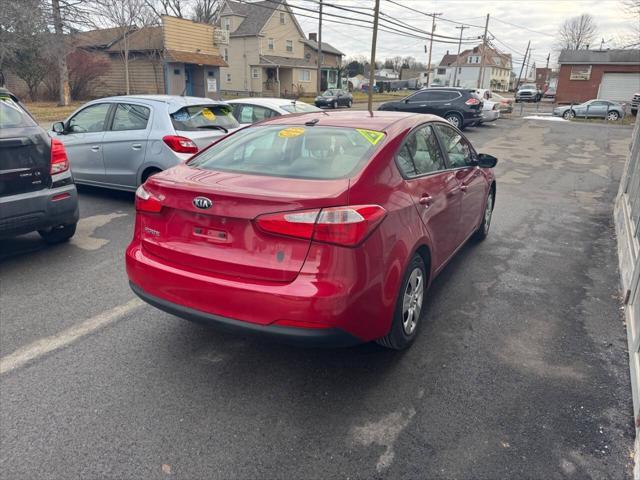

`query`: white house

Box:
[432,46,512,91]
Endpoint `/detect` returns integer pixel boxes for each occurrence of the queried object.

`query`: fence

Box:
[614,115,640,478]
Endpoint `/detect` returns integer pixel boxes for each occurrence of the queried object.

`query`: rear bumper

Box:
[130,282,359,347]
[0,183,79,238]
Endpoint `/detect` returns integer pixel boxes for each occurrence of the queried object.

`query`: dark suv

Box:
[378,88,483,129]
[0,88,78,242]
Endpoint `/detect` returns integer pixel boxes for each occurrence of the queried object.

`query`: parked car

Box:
[0,88,78,242]
[314,89,353,109]
[52,95,239,192]
[515,84,542,102]
[226,98,320,125]
[378,88,483,130]
[490,92,514,113]
[126,111,497,350]
[543,86,556,99]
[631,93,639,116]
[553,99,625,121]
[480,101,500,123]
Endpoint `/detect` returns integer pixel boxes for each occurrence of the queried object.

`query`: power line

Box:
[491,17,555,38]
[384,0,486,29]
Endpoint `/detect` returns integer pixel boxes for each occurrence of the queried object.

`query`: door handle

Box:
[131,143,142,150]
[418,194,433,206]
[460,185,468,193]
[90,146,100,152]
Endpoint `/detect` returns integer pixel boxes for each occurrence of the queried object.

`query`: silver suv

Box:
[52,95,239,191]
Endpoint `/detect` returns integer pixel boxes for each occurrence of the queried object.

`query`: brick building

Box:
[556,49,640,104]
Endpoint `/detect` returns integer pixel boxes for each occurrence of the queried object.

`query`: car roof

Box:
[251,110,441,132]
[90,95,229,111]
[225,97,314,109]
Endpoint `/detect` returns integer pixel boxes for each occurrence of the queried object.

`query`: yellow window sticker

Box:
[201,108,216,120]
[356,129,385,145]
[278,127,305,138]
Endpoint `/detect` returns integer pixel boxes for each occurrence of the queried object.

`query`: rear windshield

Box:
[170,104,239,131]
[280,102,320,113]
[0,95,37,128]
[189,125,385,180]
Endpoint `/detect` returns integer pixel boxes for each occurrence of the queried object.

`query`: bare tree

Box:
[192,0,221,24]
[144,0,186,21]
[557,13,598,50]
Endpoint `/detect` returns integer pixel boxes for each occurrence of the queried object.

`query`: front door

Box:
[434,123,487,244]
[56,102,112,183]
[101,103,152,188]
[396,91,432,114]
[184,64,194,96]
[397,124,462,269]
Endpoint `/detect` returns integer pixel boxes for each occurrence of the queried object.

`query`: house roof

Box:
[258,54,314,68]
[221,0,279,37]
[558,49,640,64]
[166,50,227,67]
[73,27,125,48]
[440,45,512,68]
[439,53,458,66]
[107,27,163,52]
[302,39,343,56]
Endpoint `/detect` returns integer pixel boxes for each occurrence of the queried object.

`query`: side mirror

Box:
[404,98,410,104]
[477,153,498,168]
[52,121,65,134]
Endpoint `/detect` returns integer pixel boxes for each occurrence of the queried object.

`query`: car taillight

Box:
[256,205,387,247]
[163,135,198,154]
[135,184,163,213]
[465,98,480,106]
[493,104,499,110]
[50,138,69,174]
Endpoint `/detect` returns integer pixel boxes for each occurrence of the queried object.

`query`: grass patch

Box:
[23,101,83,126]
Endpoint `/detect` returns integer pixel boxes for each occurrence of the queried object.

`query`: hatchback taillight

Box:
[465,98,480,106]
[256,205,387,247]
[135,184,163,213]
[50,138,69,174]
[163,135,198,154]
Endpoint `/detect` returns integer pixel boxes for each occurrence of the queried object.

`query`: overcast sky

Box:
[289,0,638,72]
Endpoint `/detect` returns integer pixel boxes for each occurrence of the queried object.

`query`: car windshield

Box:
[0,95,37,128]
[280,102,321,113]
[188,125,384,180]
[170,104,239,131]
[521,84,536,89]
[322,90,337,97]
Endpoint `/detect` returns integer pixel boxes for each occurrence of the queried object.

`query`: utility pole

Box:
[545,52,550,88]
[367,0,380,112]
[452,25,467,88]
[476,13,490,88]
[425,12,442,87]
[317,0,323,95]
[515,40,530,90]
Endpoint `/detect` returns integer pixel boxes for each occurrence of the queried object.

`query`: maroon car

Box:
[126,111,497,349]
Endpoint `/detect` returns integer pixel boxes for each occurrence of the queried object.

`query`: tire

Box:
[141,168,161,184]
[332,101,338,109]
[38,223,77,244]
[632,109,637,116]
[515,98,520,103]
[444,112,463,129]
[347,99,353,108]
[562,109,575,120]
[473,189,494,242]
[376,254,427,350]
[606,111,620,121]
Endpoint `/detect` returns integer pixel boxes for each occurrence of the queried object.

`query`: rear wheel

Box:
[332,100,338,109]
[347,99,353,108]
[444,112,463,129]
[473,189,494,242]
[38,223,77,244]
[563,109,575,120]
[141,168,161,184]
[606,111,620,121]
[377,254,426,350]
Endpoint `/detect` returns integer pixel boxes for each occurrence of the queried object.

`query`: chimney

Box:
[446,50,449,55]
[309,33,317,42]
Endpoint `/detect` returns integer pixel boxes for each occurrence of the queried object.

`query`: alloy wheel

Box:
[446,114,461,128]
[402,268,424,335]
[607,111,619,121]
[484,192,494,234]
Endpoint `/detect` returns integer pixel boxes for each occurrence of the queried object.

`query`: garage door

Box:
[599,73,640,102]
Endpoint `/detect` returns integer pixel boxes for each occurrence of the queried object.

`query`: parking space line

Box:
[0,298,144,376]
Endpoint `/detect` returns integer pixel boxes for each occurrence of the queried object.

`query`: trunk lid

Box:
[0,127,51,198]
[139,164,349,284]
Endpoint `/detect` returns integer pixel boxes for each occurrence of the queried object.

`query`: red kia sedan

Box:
[126,111,497,349]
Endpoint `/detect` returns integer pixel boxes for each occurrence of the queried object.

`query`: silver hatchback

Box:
[52,95,239,191]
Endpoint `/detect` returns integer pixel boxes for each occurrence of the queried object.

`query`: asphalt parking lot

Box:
[0,118,634,479]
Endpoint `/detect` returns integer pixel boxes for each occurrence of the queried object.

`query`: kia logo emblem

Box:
[193,197,213,209]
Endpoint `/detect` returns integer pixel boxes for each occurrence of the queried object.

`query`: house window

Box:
[252,68,260,79]
[208,71,214,77]
[299,69,310,82]
[458,67,462,74]
[268,38,274,50]
[174,69,181,75]
[286,40,293,53]
[280,12,286,24]
[437,68,446,75]
[223,18,231,30]
[226,73,232,82]
[223,48,228,62]
[570,65,592,80]
[328,70,337,84]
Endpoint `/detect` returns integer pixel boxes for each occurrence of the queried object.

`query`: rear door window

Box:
[189,125,384,180]
[235,104,279,124]
[111,103,151,131]
[170,104,239,131]
[0,95,37,128]
[67,103,111,133]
